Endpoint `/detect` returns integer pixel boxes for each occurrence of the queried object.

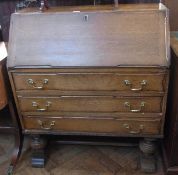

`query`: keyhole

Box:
[84,15,89,21]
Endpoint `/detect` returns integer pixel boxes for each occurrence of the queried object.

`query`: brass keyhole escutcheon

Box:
[84,15,89,21]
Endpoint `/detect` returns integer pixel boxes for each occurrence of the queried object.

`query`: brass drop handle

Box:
[32,101,51,112]
[123,123,144,134]
[124,102,145,113]
[27,79,48,89]
[38,120,55,130]
[124,80,147,91]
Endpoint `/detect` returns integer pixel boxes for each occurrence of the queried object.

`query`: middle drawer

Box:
[18,96,163,113]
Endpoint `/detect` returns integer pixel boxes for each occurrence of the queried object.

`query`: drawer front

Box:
[18,96,162,113]
[23,116,161,135]
[13,73,166,92]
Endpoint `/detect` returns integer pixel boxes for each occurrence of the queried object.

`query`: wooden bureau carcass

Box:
[7,3,170,173]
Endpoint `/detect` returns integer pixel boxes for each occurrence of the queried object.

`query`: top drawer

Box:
[13,72,167,92]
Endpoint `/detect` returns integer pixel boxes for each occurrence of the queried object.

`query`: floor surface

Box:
[0,134,164,175]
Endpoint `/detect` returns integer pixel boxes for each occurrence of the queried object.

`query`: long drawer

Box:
[23,116,161,135]
[18,96,163,113]
[13,72,166,92]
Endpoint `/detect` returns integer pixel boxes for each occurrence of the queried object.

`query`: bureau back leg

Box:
[139,138,157,173]
[30,135,47,168]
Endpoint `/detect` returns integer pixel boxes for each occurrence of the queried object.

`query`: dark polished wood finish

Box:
[7,4,169,173]
[7,100,23,174]
[163,32,178,175]
[0,42,23,174]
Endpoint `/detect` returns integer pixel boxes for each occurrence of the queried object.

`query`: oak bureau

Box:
[7,3,170,173]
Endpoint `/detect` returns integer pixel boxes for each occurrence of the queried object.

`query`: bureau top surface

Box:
[7,3,170,68]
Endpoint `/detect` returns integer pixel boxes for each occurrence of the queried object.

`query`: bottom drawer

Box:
[23,116,161,135]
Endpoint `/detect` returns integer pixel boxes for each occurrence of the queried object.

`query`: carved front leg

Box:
[31,135,47,168]
[139,138,157,173]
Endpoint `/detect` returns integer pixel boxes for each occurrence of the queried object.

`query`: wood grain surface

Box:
[7,4,169,68]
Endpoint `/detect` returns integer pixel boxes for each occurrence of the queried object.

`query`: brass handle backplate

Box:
[123,123,144,134]
[27,78,48,89]
[32,101,51,111]
[124,80,147,91]
[124,102,145,113]
[38,120,55,130]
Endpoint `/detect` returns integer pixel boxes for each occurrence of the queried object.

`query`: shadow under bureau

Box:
[7,3,170,173]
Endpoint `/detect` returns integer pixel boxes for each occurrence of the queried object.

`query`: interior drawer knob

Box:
[38,120,55,130]
[124,101,145,113]
[123,123,144,134]
[32,101,51,111]
[27,78,48,89]
[124,80,147,91]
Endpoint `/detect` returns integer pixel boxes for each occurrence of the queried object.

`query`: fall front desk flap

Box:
[7,3,170,68]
